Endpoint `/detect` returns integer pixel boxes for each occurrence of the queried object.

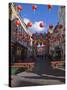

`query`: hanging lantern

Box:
[32,34,37,40]
[46,32,50,38]
[43,41,46,45]
[39,21,45,28]
[34,44,37,49]
[34,35,37,40]
[32,5,37,11]
[61,6,65,8]
[49,25,54,34]
[58,24,63,29]
[27,22,32,27]
[46,36,48,40]
[40,33,43,40]
[54,29,58,33]
[17,5,22,11]
[41,43,44,47]
[48,4,52,9]
[49,25,53,29]
[15,20,21,26]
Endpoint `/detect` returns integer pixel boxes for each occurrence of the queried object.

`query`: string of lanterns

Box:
[15,4,53,29]
[14,4,64,49]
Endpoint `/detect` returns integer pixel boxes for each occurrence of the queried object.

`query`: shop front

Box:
[11,42,28,64]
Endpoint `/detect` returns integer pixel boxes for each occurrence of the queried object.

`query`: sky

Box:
[16,3,60,34]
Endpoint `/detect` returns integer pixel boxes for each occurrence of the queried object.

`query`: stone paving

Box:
[11,71,65,87]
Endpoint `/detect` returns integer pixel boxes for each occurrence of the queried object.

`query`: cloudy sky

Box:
[16,3,60,33]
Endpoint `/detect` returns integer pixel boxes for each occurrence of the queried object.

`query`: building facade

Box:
[49,6,65,61]
[9,3,33,63]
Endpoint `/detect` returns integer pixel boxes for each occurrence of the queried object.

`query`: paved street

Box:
[11,56,65,87]
[11,71,65,87]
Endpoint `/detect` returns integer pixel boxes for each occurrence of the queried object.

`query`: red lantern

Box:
[61,6,65,8]
[46,36,48,40]
[48,4,52,9]
[27,22,32,27]
[40,33,43,40]
[46,32,50,38]
[54,29,58,33]
[34,44,37,49]
[32,5,37,11]
[47,31,50,35]
[58,24,63,29]
[36,42,38,46]
[49,25,53,29]
[15,20,21,26]
[43,41,46,45]
[32,34,37,40]
[39,22,45,28]
[17,5,22,11]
